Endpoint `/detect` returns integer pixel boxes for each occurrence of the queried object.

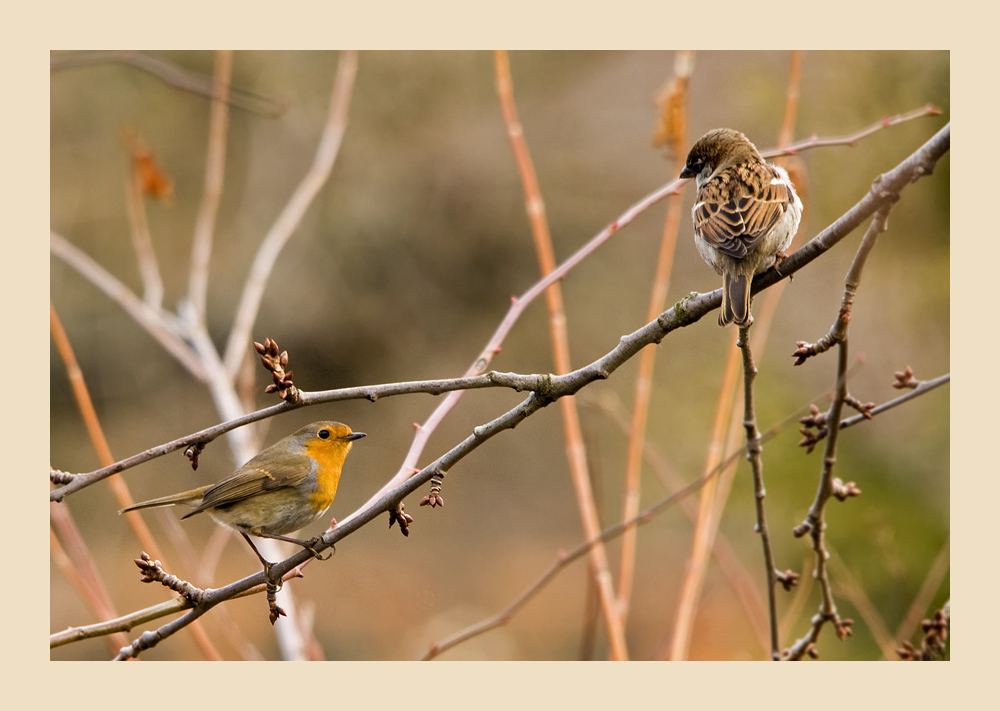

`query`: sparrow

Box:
[680,128,803,327]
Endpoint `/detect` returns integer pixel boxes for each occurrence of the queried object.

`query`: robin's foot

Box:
[304,537,332,561]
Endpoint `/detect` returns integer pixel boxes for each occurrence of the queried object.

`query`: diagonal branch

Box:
[50,50,287,117]
[50,231,206,381]
[222,50,358,377]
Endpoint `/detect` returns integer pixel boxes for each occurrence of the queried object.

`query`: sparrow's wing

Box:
[183,454,317,517]
[694,165,792,260]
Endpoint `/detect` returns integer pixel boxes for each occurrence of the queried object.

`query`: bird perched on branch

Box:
[680,128,803,327]
[120,421,365,577]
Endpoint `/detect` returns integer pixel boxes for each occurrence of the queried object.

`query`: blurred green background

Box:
[50,50,949,660]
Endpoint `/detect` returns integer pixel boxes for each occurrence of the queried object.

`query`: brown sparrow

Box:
[680,128,802,327]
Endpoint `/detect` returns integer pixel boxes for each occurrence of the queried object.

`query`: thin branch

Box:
[222,50,358,377]
[738,325,782,659]
[785,206,894,660]
[50,50,287,117]
[760,104,942,159]
[839,374,950,431]
[494,49,628,660]
[50,231,207,381]
[187,50,232,326]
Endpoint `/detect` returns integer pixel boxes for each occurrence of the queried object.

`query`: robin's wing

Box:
[694,166,791,260]
[184,454,317,516]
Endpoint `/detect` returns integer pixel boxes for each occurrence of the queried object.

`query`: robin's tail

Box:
[119,486,209,515]
[721,273,752,327]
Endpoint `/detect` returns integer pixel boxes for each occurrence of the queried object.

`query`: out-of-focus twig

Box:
[892,537,950,658]
[120,131,166,307]
[50,50,288,117]
[51,303,223,660]
[223,50,358,377]
[493,49,628,660]
[50,231,207,381]
[831,557,897,660]
[592,392,769,654]
[617,50,691,624]
[187,50,233,326]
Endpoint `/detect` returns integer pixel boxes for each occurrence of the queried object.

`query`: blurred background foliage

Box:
[50,50,948,660]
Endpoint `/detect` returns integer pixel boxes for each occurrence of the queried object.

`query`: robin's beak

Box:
[343,432,366,441]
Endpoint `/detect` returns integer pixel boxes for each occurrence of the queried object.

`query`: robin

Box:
[120,421,365,577]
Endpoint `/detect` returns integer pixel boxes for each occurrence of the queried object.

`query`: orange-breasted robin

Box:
[120,421,365,575]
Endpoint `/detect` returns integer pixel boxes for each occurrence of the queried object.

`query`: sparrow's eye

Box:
[318,429,331,439]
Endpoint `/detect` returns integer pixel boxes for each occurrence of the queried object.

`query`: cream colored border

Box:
[24,0,979,706]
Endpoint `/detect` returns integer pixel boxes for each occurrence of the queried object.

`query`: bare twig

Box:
[760,104,942,159]
[223,50,358,377]
[738,325,783,659]
[785,206,893,660]
[50,231,206,381]
[187,50,233,326]
[798,373,949,452]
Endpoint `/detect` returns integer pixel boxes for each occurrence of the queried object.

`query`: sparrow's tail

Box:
[721,273,752,327]
[119,486,209,515]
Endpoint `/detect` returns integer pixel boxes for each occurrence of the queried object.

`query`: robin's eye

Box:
[318,429,331,439]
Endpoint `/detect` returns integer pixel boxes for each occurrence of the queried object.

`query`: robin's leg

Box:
[240,532,277,580]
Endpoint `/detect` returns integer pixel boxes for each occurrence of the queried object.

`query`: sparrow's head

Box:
[679,128,762,186]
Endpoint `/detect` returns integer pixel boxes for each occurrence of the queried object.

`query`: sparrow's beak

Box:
[679,165,696,180]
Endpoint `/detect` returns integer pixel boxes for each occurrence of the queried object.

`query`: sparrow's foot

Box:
[773,251,791,278]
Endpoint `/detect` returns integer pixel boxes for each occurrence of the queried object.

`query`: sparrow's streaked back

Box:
[680,128,803,327]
